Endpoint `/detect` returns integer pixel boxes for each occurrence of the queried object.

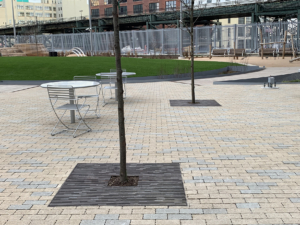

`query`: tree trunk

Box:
[190,0,195,104]
[112,0,127,182]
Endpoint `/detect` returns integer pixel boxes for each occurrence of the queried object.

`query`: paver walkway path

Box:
[0,81,300,225]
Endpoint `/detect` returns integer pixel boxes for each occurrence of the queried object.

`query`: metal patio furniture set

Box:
[40,70,135,138]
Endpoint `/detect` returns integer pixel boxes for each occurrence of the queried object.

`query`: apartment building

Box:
[0,0,59,27]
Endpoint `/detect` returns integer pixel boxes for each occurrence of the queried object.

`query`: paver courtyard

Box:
[1,81,300,225]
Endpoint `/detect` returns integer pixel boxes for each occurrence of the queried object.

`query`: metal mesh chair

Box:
[47,85,91,138]
[101,69,126,106]
[73,76,101,118]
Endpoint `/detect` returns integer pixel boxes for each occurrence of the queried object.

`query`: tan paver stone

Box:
[119,214,143,220]
[156,220,180,225]
[5,220,30,225]
[206,219,232,224]
[29,220,56,225]
[130,220,155,225]
[55,220,81,225]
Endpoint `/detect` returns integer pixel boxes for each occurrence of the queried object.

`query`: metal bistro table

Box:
[41,81,100,123]
[96,72,136,101]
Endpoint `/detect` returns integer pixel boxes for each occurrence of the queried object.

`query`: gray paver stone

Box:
[203,209,227,214]
[236,203,260,208]
[143,214,167,220]
[105,220,130,225]
[168,214,192,220]
[80,220,105,225]
[156,209,179,213]
[24,200,47,205]
[31,192,53,196]
[290,198,300,203]
[95,214,119,220]
[179,209,203,214]
[8,205,32,210]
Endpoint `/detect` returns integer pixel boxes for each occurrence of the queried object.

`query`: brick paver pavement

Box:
[1,81,300,225]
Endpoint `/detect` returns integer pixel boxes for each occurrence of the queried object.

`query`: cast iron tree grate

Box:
[170,100,221,107]
[49,163,187,206]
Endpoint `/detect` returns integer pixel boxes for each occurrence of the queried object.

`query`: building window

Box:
[165,1,176,11]
[119,6,127,15]
[227,28,231,37]
[133,4,143,14]
[44,6,52,11]
[18,12,25,17]
[238,17,245,24]
[182,0,190,10]
[92,9,99,17]
[25,5,34,10]
[45,13,52,18]
[105,7,113,16]
[36,6,43,11]
[228,18,231,24]
[104,0,112,5]
[91,0,100,6]
[35,13,43,17]
[26,12,34,17]
[17,5,24,10]
[149,3,159,13]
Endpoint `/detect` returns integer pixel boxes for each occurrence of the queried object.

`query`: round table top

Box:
[96,72,136,77]
[40,81,100,88]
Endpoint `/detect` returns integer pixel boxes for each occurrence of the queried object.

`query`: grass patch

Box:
[0,56,239,80]
[282,80,300,83]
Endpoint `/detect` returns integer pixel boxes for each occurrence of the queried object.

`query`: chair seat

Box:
[77,94,99,98]
[104,86,118,90]
[56,104,89,110]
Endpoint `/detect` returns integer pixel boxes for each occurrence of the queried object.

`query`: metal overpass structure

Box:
[0,0,299,35]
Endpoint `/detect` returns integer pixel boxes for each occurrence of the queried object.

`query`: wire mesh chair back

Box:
[73,76,97,81]
[47,85,76,101]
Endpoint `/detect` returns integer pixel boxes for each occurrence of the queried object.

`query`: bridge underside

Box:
[0,0,299,35]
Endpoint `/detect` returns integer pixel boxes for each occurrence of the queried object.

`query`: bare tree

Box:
[112,0,127,182]
[179,0,204,104]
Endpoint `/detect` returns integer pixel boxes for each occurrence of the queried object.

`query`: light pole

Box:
[80,10,83,20]
[88,0,93,56]
[11,0,17,42]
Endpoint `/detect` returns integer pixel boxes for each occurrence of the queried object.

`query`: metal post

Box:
[88,0,93,56]
[132,30,135,55]
[11,0,16,42]
[71,34,74,49]
[234,24,237,50]
[51,34,54,51]
[61,34,64,54]
[214,24,217,49]
[4,35,7,47]
[82,33,85,52]
[162,29,164,54]
[179,1,183,58]
[146,29,149,55]
[297,10,300,50]
[106,32,109,52]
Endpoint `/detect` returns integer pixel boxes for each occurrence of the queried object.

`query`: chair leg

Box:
[51,110,70,136]
[102,88,107,107]
[73,106,92,138]
[95,96,101,118]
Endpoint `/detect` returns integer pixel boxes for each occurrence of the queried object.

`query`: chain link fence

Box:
[0,21,299,55]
